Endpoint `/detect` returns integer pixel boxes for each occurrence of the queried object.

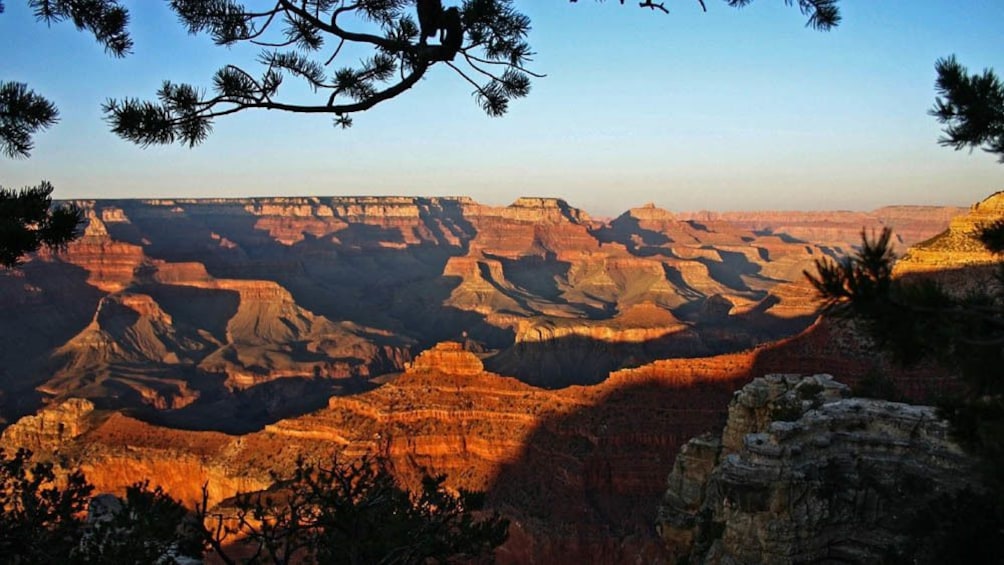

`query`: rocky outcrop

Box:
[405,341,485,376]
[56,212,147,293]
[892,191,1004,292]
[1,340,753,563]
[0,398,97,454]
[32,261,413,413]
[0,194,980,563]
[657,374,981,564]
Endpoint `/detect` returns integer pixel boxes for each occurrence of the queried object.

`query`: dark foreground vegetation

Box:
[0,448,507,565]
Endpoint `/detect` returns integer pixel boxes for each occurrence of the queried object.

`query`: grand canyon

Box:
[0,194,987,561]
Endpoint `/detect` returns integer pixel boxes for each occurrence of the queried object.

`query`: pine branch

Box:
[103,0,533,144]
[0,82,59,159]
[101,0,839,146]
[0,181,83,268]
[463,52,546,79]
[29,0,133,56]
[931,55,1004,163]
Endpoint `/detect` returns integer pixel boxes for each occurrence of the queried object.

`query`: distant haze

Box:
[2,1,1002,215]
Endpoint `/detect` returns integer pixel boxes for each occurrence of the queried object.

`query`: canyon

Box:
[0,195,971,561]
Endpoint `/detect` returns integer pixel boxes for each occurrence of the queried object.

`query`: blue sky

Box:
[2,1,1002,216]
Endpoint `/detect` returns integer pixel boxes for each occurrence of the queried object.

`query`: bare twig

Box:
[639,1,669,13]
[462,52,547,78]
[324,38,346,66]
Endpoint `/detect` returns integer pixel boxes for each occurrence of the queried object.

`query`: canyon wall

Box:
[677,205,966,251]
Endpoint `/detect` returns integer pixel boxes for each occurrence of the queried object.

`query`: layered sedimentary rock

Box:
[678,205,965,251]
[892,191,1004,292]
[56,212,147,293]
[657,374,981,564]
[0,398,96,453]
[7,195,938,422]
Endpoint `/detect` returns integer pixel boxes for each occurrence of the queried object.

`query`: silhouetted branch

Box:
[0,181,83,267]
[463,52,547,79]
[103,0,534,143]
[0,82,59,159]
[931,55,1004,163]
[640,1,669,14]
[195,482,237,565]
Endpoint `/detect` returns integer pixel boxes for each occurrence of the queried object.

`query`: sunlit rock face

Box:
[0,397,95,453]
[0,340,752,563]
[1,330,910,553]
[657,375,981,565]
[892,191,1004,293]
[405,341,485,376]
[677,205,966,252]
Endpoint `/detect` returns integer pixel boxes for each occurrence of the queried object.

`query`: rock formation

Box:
[892,191,1004,293]
[677,205,966,251]
[657,374,982,564]
[2,340,752,561]
[0,397,96,454]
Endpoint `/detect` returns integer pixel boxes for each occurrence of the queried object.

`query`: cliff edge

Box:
[657,374,983,564]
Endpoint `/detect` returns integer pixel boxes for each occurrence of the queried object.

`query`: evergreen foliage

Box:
[0,449,199,564]
[0,448,93,564]
[26,0,132,56]
[803,228,978,367]
[806,225,1004,562]
[724,0,839,30]
[0,82,59,159]
[932,55,1004,163]
[804,224,1004,413]
[76,482,206,564]
[0,448,506,564]
[0,181,83,268]
[101,0,536,145]
[805,54,1004,392]
[200,455,509,565]
[1,1,131,157]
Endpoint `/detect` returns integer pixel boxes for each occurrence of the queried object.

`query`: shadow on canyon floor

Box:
[0,260,105,424]
[484,309,816,388]
[109,199,514,349]
[134,374,380,434]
